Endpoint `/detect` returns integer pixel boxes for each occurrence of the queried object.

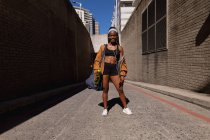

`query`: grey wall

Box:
[91,34,108,52]
[121,0,210,92]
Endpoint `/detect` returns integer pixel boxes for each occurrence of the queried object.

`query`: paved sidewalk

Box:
[1,83,210,139]
[126,80,210,110]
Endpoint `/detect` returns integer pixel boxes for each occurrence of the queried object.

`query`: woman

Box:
[93,27,132,116]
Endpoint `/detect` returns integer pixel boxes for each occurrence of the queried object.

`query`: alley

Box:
[1,83,210,140]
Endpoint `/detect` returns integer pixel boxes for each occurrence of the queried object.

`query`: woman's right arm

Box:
[93,45,103,74]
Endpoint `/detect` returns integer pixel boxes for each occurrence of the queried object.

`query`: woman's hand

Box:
[120,76,125,82]
[119,76,124,90]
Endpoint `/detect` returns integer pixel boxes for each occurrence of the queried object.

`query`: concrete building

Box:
[74,6,85,24]
[121,0,210,93]
[111,0,135,43]
[112,0,135,31]
[111,0,121,32]
[74,6,98,35]
[120,0,135,31]
[85,13,94,35]
[0,0,93,104]
[95,22,100,34]
[132,0,142,7]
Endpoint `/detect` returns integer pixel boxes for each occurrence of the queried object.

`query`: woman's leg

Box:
[102,75,109,109]
[110,75,127,108]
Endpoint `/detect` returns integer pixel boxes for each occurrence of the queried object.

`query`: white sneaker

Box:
[123,108,132,115]
[102,109,108,116]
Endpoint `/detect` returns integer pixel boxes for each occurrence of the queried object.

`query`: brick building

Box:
[0,0,93,102]
[121,0,210,93]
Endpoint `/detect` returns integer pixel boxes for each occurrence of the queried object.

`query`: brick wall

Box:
[0,0,93,101]
[122,0,210,92]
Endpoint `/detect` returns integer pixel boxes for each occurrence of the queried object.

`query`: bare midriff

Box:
[104,56,117,64]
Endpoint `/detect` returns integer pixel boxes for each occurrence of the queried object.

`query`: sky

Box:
[71,0,115,34]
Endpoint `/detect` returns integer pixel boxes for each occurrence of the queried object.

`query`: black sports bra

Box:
[105,45,120,60]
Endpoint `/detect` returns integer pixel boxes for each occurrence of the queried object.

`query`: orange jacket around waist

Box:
[93,44,128,77]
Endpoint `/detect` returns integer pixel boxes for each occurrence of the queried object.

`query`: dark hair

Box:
[107,27,119,45]
[108,27,118,33]
[109,26,117,30]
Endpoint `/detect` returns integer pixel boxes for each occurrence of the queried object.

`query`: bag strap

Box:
[102,44,107,60]
[117,45,120,61]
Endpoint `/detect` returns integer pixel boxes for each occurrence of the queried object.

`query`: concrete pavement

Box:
[0,82,85,114]
[126,80,210,110]
[1,83,210,140]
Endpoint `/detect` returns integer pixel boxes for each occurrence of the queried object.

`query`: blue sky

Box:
[71,0,115,34]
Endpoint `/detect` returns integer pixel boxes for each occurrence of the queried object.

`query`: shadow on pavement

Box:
[98,97,130,111]
[0,85,86,134]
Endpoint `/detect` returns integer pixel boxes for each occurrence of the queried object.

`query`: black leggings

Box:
[103,62,118,76]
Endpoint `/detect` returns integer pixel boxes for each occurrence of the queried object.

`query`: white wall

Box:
[91,34,108,52]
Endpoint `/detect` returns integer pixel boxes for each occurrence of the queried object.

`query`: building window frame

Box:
[141,0,167,55]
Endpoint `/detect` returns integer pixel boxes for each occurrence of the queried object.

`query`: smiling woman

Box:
[93,27,132,116]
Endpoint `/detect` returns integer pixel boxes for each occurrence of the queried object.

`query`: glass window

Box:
[148,26,155,52]
[142,10,147,32]
[122,2,132,7]
[148,0,155,27]
[156,18,166,50]
[142,32,147,53]
[141,0,167,54]
[156,0,166,21]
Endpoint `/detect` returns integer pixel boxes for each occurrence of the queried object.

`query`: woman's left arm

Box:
[119,46,128,81]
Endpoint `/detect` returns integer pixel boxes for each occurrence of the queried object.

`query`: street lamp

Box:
[72,1,82,11]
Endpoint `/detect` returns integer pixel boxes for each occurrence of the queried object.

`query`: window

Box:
[122,2,133,7]
[142,0,167,54]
